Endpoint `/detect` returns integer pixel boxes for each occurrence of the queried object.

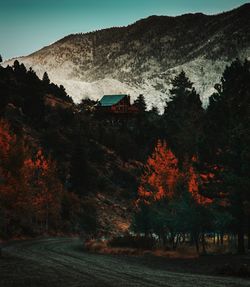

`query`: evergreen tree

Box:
[42,71,50,85]
[13,60,20,71]
[150,106,159,115]
[134,94,146,113]
[163,71,204,165]
[13,60,27,75]
[204,59,250,253]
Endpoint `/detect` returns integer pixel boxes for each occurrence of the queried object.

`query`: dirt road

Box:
[0,238,249,287]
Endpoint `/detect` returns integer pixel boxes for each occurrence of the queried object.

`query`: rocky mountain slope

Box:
[4,4,250,111]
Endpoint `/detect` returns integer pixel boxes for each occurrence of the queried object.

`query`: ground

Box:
[0,238,249,287]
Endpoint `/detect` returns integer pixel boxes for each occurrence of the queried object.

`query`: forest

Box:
[0,58,249,255]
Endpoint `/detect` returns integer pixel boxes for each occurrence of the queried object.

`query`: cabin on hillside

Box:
[96,94,138,114]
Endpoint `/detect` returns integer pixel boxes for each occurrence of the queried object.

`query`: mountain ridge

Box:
[4,4,250,111]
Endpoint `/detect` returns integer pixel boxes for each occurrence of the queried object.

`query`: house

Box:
[96,94,138,114]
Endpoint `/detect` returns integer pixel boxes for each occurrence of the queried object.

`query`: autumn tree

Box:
[133,140,212,252]
[0,120,30,236]
[0,119,63,236]
[133,140,179,243]
[24,150,63,232]
[138,140,179,202]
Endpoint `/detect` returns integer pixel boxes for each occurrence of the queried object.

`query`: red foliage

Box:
[188,164,213,205]
[0,119,62,235]
[138,140,179,202]
[138,140,212,205]
[0,120,15,154]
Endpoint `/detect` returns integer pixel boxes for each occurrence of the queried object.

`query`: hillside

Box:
[4,4,250,111]
[0,63,143,238]
[1,51,250,256]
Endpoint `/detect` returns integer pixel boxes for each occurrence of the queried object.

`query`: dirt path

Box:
[0,238,249,287]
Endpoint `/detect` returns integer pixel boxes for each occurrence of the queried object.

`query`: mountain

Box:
[4,4,250,111]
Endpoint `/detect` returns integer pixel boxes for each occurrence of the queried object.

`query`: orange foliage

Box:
[24,149,62,222]
[0,120,15,154]
[0,119,62,234]
[138,140,212,205]
[138,140,180,202]
[25,150,49,171]
[188,164,213,205]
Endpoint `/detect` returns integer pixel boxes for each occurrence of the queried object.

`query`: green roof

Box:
[99,94,127,107]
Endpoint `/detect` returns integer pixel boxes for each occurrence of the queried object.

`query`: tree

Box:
[132,202,153,237]
[42,71,50,85]
[134,140,213,252]
[164,71,204,165]
[0,54,2,63]
[134,94,146,113]
[0,119,64,236]
[204,59,250,253]
[0,120,31,236]
[150,106,159,115]
[13,60,20,71]
[134,140,180,243]
[137,140,179,202]
[24,150,63,232]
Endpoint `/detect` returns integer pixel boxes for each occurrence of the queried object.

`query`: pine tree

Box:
[42,71,50,85]
[164,71,204,165]
[13,60,20,71]
[205,59,250,253]
[134,94,146,113]
[150,106,159,115]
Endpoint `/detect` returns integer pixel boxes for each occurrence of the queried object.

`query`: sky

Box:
[0,0,249,60]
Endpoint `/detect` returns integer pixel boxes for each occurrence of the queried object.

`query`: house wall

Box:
[111,97,130,113]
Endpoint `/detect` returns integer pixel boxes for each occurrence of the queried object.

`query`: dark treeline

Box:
[0,59,249,254]
[132,59,250,254]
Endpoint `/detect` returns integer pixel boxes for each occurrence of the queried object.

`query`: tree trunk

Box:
[173,234,180,250]
[248,219,250,250]
[162,233,167,247]
[201,233,206,255]
[216,233,220,245]
[46,201,49,233]
[235,194,245,254]
[195,237,199,254]
[237,229,245,254]
[193,232,200,254]
[220,233,224,245]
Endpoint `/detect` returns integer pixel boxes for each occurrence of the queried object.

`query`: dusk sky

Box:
[1,0,249,60]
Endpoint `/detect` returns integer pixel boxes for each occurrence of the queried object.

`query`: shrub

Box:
[108,235,156,250]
